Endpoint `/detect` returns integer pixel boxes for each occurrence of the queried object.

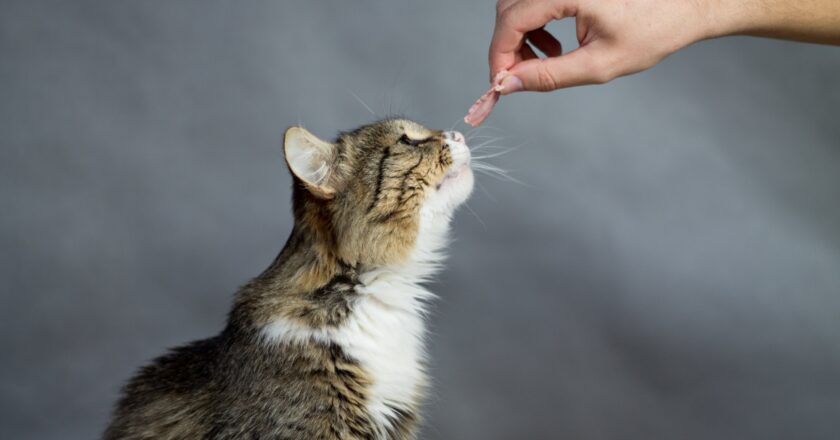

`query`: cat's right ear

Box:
[284,126,337,199]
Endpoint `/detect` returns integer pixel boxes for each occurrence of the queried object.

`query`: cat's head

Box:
[284,118,473,267]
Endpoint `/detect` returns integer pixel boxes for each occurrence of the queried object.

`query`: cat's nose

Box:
[444,131,465,144]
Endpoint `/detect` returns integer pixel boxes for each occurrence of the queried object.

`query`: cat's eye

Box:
[398,134,426,147]
[398,134,414,146]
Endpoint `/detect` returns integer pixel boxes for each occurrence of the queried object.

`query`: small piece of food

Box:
[464,88,500,127]
[464,70,510,127]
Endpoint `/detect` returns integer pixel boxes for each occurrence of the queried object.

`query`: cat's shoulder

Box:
[123,335,222,398]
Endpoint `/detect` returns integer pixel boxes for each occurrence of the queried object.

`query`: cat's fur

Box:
[104,119,474,440]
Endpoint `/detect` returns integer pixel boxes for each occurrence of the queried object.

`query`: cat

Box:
[104,118,474,440]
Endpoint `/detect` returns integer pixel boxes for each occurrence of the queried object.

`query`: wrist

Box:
[696,0,754,40]
[701,0,796,40]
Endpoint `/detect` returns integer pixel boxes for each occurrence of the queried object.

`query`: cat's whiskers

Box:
[348,90,377,117]
[471,161,524,185]
[465,126,488,139]
[466,128,509,147]
[469,135,512,142]
[470,142,511,154]
[470,137,503,146]
[462,201,487,230]
[385,60,407,118]
[468,135,508,148]
[465,123,502,138]
[464,128,528,186]
[473,179,497,203]
[448,117,463,132]
[470,140,528,186]
[472,147,519,161]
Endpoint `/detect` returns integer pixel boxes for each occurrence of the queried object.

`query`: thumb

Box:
[499,48,611,94]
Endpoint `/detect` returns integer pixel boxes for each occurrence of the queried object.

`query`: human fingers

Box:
[489,0,570,80]
[500,45,615,94]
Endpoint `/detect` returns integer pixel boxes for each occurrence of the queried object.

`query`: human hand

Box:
[489,0,716,94]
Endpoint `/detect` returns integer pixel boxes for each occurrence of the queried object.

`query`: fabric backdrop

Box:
[2,1,839,439]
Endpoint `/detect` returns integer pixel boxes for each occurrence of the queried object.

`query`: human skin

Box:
[489,0,840,94]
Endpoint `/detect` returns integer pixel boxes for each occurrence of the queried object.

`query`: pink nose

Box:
[446,131,465,144]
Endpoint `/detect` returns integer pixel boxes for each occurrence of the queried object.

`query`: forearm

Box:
[707,0,840,45]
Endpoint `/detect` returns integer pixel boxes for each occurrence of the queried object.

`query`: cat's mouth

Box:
[436,162,470,190]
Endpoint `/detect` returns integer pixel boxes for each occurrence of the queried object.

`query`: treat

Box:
[464,70,510,127]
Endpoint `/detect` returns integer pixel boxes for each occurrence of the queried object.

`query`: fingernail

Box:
[497,75,523,95]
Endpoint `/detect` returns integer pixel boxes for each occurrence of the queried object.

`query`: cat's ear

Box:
[284,126,337,199]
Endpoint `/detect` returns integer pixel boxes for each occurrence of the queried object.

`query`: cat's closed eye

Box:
[398,134,426,147]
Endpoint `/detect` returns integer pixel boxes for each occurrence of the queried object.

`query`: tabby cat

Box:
[104,118,474,439]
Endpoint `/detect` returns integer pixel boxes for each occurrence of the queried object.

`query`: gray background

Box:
[2,1,840,439]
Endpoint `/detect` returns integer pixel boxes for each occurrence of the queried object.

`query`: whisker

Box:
[471,162,509,173]
[462,202,487,230]
[468,132,511,139]
[386,60,407,118]
[348,90,376,117]
[465,126,486,138]
[468,137,509,145]
[469,138,509,150]
[470,144,519,156]
[471,162,527,186]
[466,131,531,190]
[473,170,522,185]
[473,139,529,153]
[472,152,515,161]
[469,134,512,140]
[472,146,520,160]
[474,179,497,203]
[468,133,522,147]
[467,124,502,136]
[470,143,511,152]
[476,138,501,147]
[471,160,513,172]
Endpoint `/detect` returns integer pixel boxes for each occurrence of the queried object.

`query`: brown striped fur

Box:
[105,119,463,440]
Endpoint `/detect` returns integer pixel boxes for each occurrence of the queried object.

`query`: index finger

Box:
[489,0,572,81]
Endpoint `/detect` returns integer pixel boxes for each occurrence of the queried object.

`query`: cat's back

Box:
[104,331,390,440]
[104,336,221,440]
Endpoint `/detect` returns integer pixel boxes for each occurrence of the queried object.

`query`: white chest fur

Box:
[261,268,432,434]
[336,268,431,427]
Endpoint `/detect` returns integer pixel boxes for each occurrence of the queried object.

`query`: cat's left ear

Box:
[284,126,338,199]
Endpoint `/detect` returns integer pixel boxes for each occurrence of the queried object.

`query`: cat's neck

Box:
[227,223,345,329]
[228,209,449,333]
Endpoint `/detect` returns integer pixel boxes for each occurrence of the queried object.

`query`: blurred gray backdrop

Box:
[2,1,840,439]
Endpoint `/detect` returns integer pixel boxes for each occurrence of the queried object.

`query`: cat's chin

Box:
[436,162,468,190]
[425,164,474,216]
